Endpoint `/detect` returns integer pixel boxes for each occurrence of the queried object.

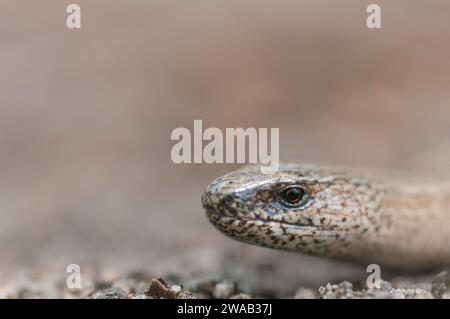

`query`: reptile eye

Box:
[279,186,306,207]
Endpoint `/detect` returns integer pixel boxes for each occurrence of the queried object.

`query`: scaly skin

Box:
[202,164,450,270]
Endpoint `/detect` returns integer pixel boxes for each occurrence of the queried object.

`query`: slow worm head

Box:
[202,164,450,270]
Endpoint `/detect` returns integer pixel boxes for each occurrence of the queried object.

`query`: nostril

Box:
[202,193,212,208]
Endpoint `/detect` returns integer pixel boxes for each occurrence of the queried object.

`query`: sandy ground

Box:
[1,251,449,298]
[1,1,450,298]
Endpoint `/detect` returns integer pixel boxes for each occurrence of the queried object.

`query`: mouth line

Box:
[205,210,316,229]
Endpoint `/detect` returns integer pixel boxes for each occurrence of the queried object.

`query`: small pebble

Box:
[294,287,317,299]
[212,281,236,299]
[431,271,447,299]
[89,287,127,299]
[230,293,251,299]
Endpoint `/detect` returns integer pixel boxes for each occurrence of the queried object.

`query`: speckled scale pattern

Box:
[202,164,450,269]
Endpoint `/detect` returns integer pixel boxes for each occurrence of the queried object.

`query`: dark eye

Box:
[279,186,307,207]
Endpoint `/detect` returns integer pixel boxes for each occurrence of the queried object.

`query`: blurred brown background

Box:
[0,0,449,291]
